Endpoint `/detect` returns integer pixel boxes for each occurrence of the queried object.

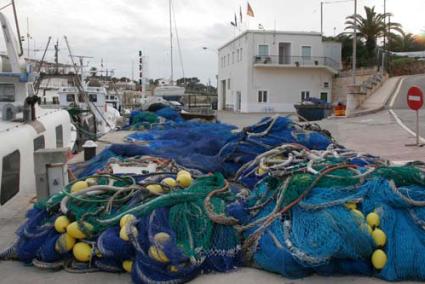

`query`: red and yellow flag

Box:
[247,2,254,17]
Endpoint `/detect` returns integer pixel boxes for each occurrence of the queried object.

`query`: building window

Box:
[0,84,16,102]
[227,54,230,65]
[89,94,97,102]
[1,150,20,205]
[320,92,328,101]
[56,125,63,148]
[258,90,268,103]
[227,79,231,90]
[301,46,312,59]
[240,48,243,61]
[301,91,310,101]
[34,135,45,151]
[232,51,235,64]
[236,49,239,62]
[66,94,75,102]
[324,82,329,88]
[258,45,269,57]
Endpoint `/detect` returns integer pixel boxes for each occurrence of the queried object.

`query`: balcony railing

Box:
[253,55,339,70]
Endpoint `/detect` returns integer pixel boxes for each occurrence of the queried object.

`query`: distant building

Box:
[217,30,342,112]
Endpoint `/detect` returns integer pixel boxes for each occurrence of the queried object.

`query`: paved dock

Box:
[0,110,424,283]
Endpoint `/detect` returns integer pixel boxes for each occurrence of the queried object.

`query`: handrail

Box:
[253,55,339,70]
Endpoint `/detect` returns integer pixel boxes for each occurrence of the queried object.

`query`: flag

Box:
[230,13,237,27]
[240,5,243,23]
[247,2,254,17]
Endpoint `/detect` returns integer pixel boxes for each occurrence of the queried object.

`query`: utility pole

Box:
[383,0,386,51]
[347,0,358,115]
[352,0,357,85]
[388,15,391,74]
[382,0,386,72]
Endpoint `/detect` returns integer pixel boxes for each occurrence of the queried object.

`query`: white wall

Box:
[218,33,249,111]
[246,67,332,112]
[248,31,324,59]
[323,41,342,70]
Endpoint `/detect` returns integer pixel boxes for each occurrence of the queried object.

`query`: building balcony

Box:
[253,55,340,73]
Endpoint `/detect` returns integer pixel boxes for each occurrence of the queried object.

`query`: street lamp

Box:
[202,46,218,54]
[201,47,219,96]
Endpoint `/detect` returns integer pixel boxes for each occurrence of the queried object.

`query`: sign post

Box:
[406,86,424,147]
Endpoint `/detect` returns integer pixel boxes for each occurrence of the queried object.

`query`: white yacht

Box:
[0,11,74,206]
[152,0,186,102]
[154,79,185,99]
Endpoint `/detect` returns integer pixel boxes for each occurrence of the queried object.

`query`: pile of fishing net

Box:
[2,170,242,283]
[4,115,425,283]
[124,107,183,130]
[227,147,425,281]
[77,116,332,178]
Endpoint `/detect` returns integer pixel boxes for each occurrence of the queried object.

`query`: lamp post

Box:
[201,47,219,92]
[202,47,219,110]
[321,2,324,36]
[352,0,357,86]
[346,0,358,115]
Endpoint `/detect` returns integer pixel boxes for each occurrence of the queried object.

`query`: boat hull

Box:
[0,107,73,206]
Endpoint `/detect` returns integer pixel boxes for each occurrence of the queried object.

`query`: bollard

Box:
[82,140,98,161]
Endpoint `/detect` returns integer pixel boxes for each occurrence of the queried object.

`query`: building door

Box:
[236,91,241,111]
[221,80,226,110]
[279,43,291,64]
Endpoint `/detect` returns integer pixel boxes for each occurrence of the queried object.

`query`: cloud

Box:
[0,0,421,83]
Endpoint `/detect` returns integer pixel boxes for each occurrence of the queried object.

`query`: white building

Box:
[217,30,342,112]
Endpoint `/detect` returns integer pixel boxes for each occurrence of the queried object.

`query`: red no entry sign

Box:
[407,86,424,111]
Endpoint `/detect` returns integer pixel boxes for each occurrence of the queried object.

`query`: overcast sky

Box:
[1,0,424,84]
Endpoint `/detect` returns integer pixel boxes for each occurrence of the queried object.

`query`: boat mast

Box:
[169,0,173,84]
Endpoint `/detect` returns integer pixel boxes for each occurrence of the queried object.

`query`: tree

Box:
[176,77,200,87]
[345,6,403,56]
[389,32,415,52]
[325,34,369,68]
[389,32,425,52]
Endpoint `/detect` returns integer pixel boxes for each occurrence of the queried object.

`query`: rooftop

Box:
[218,29,322,51]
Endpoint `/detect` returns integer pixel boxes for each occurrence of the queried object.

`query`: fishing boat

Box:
[57,84,120,138]
[0,7,74,206]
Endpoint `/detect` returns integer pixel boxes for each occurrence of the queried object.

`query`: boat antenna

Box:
[11,0,23,56]
[34,36,51,95]
[169,0,173,84]
[63,36,112,129]
[172,0,185,79]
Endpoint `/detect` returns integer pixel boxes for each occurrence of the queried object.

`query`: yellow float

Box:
[54,216,70,233]
[73,242,92,262]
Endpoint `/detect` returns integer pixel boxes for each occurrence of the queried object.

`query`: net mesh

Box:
[5,115,425,283]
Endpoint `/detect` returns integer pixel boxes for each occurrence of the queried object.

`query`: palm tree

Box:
[345,6,402,56]
[389,32,416,52]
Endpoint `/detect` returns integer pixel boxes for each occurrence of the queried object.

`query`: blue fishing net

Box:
[10,113,425,283]
[76,116,332,179]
